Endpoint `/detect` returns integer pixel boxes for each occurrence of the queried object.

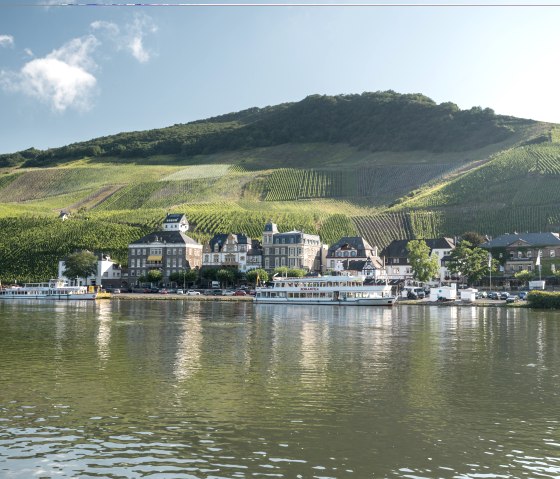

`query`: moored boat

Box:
[254,275,397,306]
[0,279,97,300]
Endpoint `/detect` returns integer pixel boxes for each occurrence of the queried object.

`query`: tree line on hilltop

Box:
[1,91,529,168]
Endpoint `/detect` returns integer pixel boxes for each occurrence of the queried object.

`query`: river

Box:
[0,300,559,478]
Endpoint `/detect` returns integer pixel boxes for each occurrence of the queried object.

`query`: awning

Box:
[147,255,162,262]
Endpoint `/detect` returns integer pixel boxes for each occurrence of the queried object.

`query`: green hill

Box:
[0,91,557,282]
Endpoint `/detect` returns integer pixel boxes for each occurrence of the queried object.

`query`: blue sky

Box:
[1,1,560,154]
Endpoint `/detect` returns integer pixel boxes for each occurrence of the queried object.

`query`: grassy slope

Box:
[0,105,556,281]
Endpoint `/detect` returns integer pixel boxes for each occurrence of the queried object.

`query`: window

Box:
[131,270,136,276]
[275,248,279,255]
[204,255,209,262]
[551,250,556,258]
[131,249,135,255]
[281,248,285,255]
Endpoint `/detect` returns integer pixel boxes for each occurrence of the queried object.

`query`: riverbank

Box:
[99,293,525,307]
[100,292,253,302]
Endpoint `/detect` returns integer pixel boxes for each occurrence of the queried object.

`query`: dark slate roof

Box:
[163,213,186,224]
[382,238,455,257]
[481,232,560,248]
[209,233,250,251]
[130,230,200,246]
[327,236,376,257]
[264,221,278,232]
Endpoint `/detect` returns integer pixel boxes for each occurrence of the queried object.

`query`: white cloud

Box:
[1,35,98,112]
[125,14,157,63]
[90,15,157,63]
[0,34,14,48]
[90,20,120,37]
[24,48,34,57]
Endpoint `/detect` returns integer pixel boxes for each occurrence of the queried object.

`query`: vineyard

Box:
[0,217,151,282]
[262,164,453,203]
[0,115,558,282]
[399,144,560,210]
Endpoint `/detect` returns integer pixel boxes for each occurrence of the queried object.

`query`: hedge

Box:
[526,290,560,309]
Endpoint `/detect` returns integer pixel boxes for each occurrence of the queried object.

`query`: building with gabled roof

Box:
[127,213,202,285]
[326,236,386,278]
[202,233,262,272]
[261,220,326,273]
[481,232,560,275]
[382,238,455,282]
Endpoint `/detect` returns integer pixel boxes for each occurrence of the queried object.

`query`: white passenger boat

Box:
[0,279,97,300]
[254,275,397,306]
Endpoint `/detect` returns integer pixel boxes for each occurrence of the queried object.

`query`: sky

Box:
[1,1,560,154]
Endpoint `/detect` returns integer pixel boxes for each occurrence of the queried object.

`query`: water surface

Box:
[1,300,559,478]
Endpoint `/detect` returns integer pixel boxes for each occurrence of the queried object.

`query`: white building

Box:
[382,238,455,282]
[58,253,122,287]
[202,233,262,273]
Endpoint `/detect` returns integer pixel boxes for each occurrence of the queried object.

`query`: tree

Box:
[514,270,534,287]
[287,268,306,277]
[447,241,495,286]
[63,250,97,284]
[273,266,289,277]
[407,240,439,283]
[170,269,198,288]
[461,231,485,247]
[246,268,269,286]
[200,267,219,282]
[216,268,235,287]
[146,269,162,285]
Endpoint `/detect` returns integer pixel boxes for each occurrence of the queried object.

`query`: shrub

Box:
[526,290,560,309]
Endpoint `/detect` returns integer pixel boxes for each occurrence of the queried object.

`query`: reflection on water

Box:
[1,301,560,478]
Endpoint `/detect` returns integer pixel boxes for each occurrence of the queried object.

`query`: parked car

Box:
[211,289,222,296]
[506,295,519,303]
[186,290,201,296]
[176,289,184,295]
[223,290,235,296]
[112,288,121,294]
[518,291,528,300]
[475,291,486,299]
[159,289,169,295]
[233,290,247,296]
[487,292,500,300]
[499,292,509,300]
